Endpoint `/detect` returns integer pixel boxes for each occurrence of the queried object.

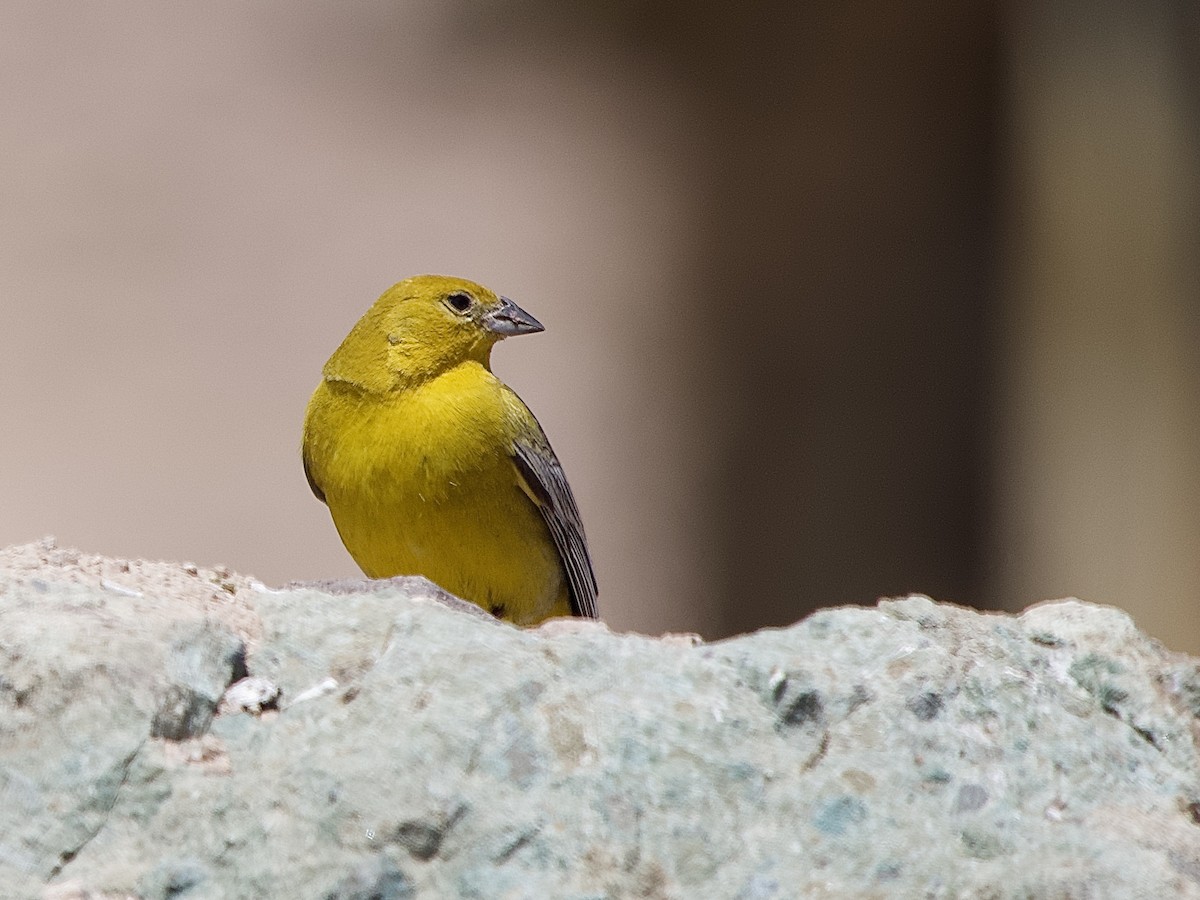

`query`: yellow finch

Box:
[301,275,598,625]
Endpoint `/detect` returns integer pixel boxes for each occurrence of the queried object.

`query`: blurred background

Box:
[2,1,1198,647]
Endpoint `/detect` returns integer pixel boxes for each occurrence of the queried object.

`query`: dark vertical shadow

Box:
[365,0,1004,636]
[664,2,1002,632]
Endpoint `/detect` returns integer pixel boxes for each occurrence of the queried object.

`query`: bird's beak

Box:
[482,296,545,337]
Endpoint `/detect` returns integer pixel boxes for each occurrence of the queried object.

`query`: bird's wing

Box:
[302,448,327,504]
[511,428,599,620]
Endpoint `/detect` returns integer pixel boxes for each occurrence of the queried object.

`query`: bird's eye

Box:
[446,292,473,313]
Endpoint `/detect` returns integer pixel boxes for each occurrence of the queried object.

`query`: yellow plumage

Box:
[302,275,597,625]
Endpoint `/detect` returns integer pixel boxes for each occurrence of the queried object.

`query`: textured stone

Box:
[3,541,1200,898]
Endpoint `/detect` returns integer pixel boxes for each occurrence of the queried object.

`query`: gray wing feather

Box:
[513,440,599,619]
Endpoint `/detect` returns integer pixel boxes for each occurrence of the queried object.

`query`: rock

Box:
[221,677,280,715]
[149,625,247,741]
[3,540,1200,898]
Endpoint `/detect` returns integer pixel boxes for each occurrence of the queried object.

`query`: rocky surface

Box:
[3,539,1200,898]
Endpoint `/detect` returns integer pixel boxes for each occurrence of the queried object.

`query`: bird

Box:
[301,274,598,626]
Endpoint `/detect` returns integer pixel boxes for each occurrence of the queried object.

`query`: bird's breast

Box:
[305,365,565,621]
[316,366,514,507]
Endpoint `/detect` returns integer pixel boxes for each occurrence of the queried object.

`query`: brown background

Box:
[3,1,1198,647]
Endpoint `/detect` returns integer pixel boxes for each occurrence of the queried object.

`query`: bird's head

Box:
[323,274,544,391]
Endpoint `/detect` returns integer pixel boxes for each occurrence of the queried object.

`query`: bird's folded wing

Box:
[303,449,327,504]
[512,437,599,619]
